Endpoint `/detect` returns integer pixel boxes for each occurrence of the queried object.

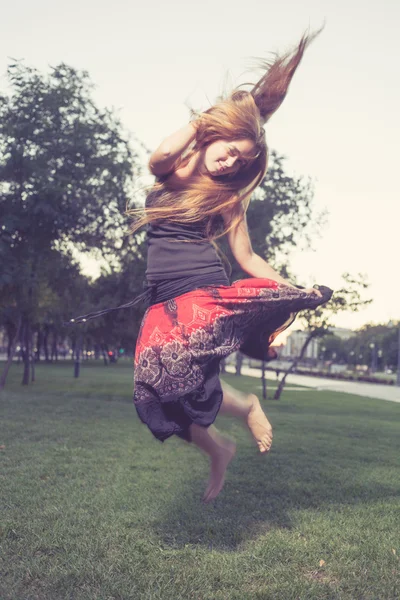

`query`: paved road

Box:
[225,365,400,404]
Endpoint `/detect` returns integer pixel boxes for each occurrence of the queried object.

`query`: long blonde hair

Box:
[127,30,321,269]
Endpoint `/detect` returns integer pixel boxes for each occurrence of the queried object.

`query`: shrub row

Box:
[271,368,395,385]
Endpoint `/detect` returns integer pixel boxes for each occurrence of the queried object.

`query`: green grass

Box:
[1,362,399,599]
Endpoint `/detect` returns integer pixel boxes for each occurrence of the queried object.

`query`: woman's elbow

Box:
[148,147,172,175]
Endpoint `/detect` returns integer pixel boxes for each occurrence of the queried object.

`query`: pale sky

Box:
[2,0,399,330]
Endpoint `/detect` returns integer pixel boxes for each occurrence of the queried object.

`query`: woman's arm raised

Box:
[148,122,198,177]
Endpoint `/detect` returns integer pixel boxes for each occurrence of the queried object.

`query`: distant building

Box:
[279,326,355,360]
[280,330,319,360]
[327,327,355,341]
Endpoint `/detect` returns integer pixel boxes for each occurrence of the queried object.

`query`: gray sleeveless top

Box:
[144,187,230,303]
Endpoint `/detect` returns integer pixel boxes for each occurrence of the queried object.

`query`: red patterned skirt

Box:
[133,278,332,442]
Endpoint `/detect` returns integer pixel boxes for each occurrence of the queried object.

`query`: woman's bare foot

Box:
[246,393,273,453]
[202,437,236,504]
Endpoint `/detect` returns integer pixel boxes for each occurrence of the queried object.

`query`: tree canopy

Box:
[0,61,141,385]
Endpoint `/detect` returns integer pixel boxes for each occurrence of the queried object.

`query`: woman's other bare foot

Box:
[246,394,273,453]
[202,437,236,504]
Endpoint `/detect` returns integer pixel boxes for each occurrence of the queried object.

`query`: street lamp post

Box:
[377,349,383,372]
[369,342,377,374]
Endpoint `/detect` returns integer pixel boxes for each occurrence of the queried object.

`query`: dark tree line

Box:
[0,60,140,386]
[318,320,399,371]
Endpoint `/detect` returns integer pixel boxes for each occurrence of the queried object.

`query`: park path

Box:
[224,365,400,404]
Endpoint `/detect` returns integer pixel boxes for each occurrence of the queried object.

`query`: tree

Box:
[63,229,148,376]
[0,60,139,386]
[0,312,21,390]
[319,334,348,363]
[343,322,400,372]
[274,273,372,399]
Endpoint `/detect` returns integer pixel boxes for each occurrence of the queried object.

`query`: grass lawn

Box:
[1,361,399,600]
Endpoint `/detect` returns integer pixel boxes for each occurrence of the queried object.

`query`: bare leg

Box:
[219,380,273,453]
[219,380,253,419]
[190,423,236,503]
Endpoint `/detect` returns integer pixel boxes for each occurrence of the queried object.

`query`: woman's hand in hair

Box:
[189,119,201,131]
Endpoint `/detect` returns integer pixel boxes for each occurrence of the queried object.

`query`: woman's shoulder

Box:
[151,155,184,178]
[162,153,200,185]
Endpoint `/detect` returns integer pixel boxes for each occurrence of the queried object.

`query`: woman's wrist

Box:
[277,279,299,289]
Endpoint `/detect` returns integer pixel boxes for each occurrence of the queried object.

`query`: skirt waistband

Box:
[67,272,230,325]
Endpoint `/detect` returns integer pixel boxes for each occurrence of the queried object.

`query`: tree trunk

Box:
[22,318,31,385]
[0,315,22,390]
[101,344,109,366]
[43,328,50,362]
[74,334,82,378]
[261,359,267,400]
[31,328,35,383]
[36,328,43,361]
[6,322,16,358]
[51,332,58,362]
[274,334,314,400]
[235,352,243,376]
[55,333,59,361]
[6,329,12,358]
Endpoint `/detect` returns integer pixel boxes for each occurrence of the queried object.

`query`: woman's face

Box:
[199,138,257,177]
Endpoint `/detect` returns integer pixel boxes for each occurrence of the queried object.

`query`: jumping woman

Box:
[72,29,332,503]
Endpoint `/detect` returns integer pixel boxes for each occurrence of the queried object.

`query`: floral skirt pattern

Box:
[133,277,332,442]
